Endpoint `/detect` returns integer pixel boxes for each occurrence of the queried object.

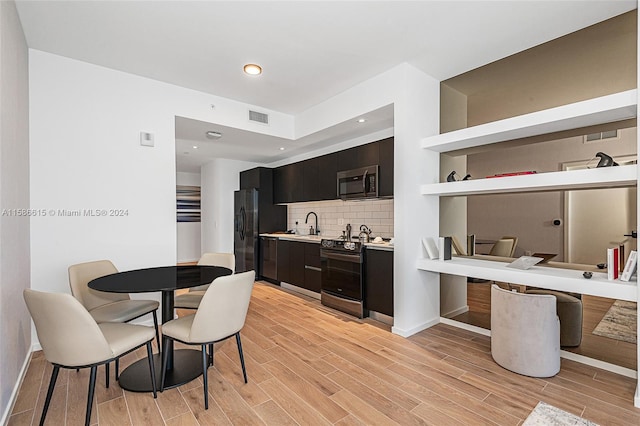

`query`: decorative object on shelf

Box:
[594,151,619,167]
[439,237,452,261]
[583,271,593,279]
[446,171,471,182]
[506,256,544,270]
[486,171,536,178]
[607,247,620,280]
[421,237,439,260]
[620,250,637,282]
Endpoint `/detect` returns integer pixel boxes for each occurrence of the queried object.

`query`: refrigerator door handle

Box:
[239,206,246,240]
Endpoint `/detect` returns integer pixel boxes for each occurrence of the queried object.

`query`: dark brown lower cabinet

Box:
[276,239,321,293]
[365,249,394,316]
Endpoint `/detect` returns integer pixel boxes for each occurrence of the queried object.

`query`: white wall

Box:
[0,1,30,423]
[201,158,259,254]
[176,172,201,263]
[28,50,292,316]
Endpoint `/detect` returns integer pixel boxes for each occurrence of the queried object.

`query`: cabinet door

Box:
[378,137,394,197]
[302,158,321,201]
[365,249,393,316]
[240,167,260,190]
[303,243,321,293]
[274,164,303,204]
[277,240,291,283]
[316,152,338,200]
[337,142,379,171]
[290,241,306,287]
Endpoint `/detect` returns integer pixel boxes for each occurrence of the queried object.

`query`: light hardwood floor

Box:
[451,282,638,370]
[9,281,640,425]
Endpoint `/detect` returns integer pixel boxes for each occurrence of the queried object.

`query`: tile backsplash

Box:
[287,199,394,239]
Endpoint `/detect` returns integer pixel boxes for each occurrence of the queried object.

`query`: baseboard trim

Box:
[441,318,638,380]
[441,305,470,319]
[392,317,440,337]
[280,282,321,300]
[559,349,637,379]
[440,317,490,336]
[1,348,34,426]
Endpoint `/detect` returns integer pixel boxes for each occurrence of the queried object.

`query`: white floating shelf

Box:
[420,165,637,196]
[421,90,637,153]
[417,257,637,302]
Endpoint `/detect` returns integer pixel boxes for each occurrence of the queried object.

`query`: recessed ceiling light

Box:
[205,131,222,139]
[193,145,199,149]
[357,118,366,123]
[243,64,262,75]
[279,147,285,151]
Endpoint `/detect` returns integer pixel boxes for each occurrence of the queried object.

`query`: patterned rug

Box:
[592,300,637,344]
[523,402,598,425]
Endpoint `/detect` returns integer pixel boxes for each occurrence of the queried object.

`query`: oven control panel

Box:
[320,239,362,252]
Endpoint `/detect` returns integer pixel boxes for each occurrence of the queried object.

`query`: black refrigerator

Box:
[234,189,259,274]
[234,168,287,275]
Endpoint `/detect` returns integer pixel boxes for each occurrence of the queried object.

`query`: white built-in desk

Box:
[417,256,637,302]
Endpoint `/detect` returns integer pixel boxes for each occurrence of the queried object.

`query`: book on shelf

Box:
[486,171,537,178]
[620,250,637,282]
[421,237,439,260]
[607,247,619,280]
[467,234,475,256]
[439,237,452,261]
[450,235,466,255]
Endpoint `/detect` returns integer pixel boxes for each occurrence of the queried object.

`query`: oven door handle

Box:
[320,251,363,264]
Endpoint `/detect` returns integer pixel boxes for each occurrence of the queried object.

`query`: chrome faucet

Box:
[305,211,319,235]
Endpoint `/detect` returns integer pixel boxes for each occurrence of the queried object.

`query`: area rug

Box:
[592,300,637,344]
[523,402,598,426]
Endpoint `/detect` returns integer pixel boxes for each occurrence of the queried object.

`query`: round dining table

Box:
[88,265,232,392]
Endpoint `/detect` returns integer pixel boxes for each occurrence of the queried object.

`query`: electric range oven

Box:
[320,238,366,318]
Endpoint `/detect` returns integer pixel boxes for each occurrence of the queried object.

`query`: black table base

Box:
[118,349,203,392]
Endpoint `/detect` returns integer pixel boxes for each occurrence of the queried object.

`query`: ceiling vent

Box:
[249,110,269,125]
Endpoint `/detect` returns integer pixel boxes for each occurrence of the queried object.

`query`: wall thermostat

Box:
[140,132,154,147]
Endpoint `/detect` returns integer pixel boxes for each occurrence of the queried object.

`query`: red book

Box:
[486,171,537,178]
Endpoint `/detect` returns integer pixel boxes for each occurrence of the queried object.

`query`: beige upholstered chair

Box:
[24,289,157,426]
[161,270,255,409]
[68,260,160,384]
[174,252,235,309]
[491,284,560,377]
[489,236,518,257]
[68,260,160,348]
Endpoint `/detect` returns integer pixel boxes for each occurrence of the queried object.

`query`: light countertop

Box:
[260,233,394,250]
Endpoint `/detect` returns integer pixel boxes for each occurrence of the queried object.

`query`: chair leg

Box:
[152,310,161,351]
[39,365,60,426]
[105,362,110,388]
[85,366,97,426]
[146,341,157,398]
[208,343,214,366]
[201,344,209,410]
[115,358,119,380]
[160,337,171,392]
[235,333,248,384]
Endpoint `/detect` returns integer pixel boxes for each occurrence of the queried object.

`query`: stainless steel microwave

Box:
[337,165,379,200]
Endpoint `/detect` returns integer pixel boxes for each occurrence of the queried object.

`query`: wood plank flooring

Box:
[451,282,638,370]
[9,281,640,425]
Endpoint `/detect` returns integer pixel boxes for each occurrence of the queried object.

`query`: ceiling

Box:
[15,1,636,172]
